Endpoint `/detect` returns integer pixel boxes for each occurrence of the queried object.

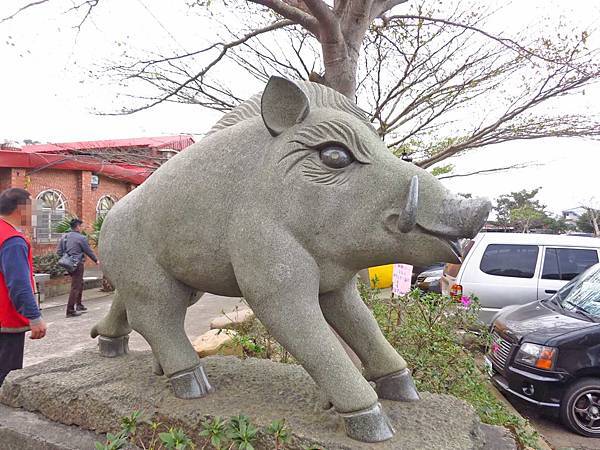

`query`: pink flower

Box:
[460,296,472,307]
[491,342,500,354]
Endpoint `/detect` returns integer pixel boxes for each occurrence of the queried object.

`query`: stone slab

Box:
[0,350,515,450]
[0,404,103,450]
[192,328,242,357]
[209,308,255,330]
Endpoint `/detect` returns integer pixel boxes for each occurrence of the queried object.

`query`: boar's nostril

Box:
[397,175,419,233]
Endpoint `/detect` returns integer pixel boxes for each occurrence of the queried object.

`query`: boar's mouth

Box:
[415,225,464,261]
[447,239,463,259]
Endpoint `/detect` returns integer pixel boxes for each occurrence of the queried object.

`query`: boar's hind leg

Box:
[232,240,394,442]
[320,280,420,402]
[124,264,212,399]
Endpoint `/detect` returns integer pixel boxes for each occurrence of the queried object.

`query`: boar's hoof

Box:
[374,368,420,402]
[338,403,395,443]
[169,364,214,399]
[98,335,129,358]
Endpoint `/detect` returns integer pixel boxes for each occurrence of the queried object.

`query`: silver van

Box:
[441,233,600,324]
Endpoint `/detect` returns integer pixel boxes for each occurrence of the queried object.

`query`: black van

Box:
[485,262,600,437]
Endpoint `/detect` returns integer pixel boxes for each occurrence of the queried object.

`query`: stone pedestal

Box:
[0,351,515,450]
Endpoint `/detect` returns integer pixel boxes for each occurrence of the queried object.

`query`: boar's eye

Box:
[319,145,354,169]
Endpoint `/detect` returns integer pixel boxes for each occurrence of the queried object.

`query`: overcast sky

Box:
[0,0,599,215]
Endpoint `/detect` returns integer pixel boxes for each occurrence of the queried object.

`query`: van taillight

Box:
[450,284,463,301]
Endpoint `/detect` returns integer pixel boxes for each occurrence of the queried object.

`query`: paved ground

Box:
[25,289,244,367]
[505,396,600,450]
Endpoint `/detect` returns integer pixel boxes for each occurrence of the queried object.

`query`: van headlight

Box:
[515,343,557,370]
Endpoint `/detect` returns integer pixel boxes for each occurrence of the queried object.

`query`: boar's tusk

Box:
[397,175,419,233]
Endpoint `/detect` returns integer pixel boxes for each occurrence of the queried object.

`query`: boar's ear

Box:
[261,76,310,137]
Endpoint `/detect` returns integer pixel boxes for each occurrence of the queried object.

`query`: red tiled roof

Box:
[21,135,194,153]
[0,151,149,185]
[0,135,196,184]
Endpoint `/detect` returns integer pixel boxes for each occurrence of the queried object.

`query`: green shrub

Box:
[235,282,539,449]
[33,253,66,278]
[358,282,539,449]
[233,318,295,364]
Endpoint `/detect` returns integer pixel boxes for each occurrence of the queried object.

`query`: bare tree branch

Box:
[66,0,99,31]
[18,0,593,172]
[108,19,296,114]
[386,14,590,68]
[370,0,409,20]
[303,0,339,33]
[248,0,320,36]
[437,162,535,180]
[1,0,51,23]
[415,69,600,168]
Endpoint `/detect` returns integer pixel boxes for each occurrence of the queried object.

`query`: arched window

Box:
[96,195,116,219]
[35,189,67,242]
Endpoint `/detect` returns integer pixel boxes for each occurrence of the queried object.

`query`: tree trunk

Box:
[318,1,372,100]
[323,48,359,99]
[592,213,600,237]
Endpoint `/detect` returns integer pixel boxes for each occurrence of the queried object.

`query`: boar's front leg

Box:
[231,231,394,443]
[320,279,420,402]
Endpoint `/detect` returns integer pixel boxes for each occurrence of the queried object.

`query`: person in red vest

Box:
[0,188,47,387]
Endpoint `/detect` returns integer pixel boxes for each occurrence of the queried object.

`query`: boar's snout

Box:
[431,196,492,240]
[460,197,492,238]
[384,174,491,246]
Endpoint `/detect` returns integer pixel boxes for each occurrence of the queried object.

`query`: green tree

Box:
[543,215,572,235]
[494,188,549,233]
[577,208,600,236]
[510,206,545,234]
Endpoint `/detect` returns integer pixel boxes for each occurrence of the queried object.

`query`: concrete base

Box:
[0,350,516,450]
[0,404,103,450]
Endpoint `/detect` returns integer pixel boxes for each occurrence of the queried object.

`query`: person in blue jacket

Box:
[57,218,99,317]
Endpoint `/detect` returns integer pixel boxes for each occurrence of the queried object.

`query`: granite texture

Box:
[0,351,516,450]
[91,76,492,439]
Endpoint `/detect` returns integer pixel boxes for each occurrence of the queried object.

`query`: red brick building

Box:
[0,135,194,257]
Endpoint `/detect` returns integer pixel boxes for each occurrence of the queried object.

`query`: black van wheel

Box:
[561,378,600,437]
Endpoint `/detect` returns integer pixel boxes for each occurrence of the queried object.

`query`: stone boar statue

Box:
[92,77,491,442]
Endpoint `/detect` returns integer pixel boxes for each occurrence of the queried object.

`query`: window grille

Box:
[96,195,116,219]
[34,190,67,242]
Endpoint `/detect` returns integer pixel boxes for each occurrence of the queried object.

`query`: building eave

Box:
[0,151,148,185]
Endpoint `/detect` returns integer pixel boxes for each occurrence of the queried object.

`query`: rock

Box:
[210,308,255,330]
[0,350,516,450]
[192,329,242,357]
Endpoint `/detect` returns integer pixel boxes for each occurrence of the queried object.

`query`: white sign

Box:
[392,264,413,295]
